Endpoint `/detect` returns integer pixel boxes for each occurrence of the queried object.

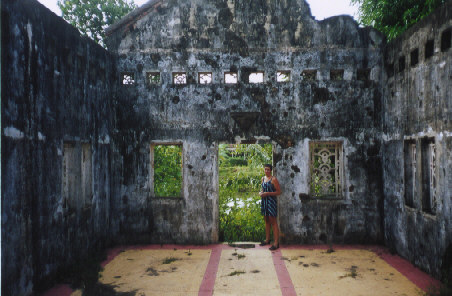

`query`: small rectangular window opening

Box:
[425,40,434,60]
[330,69,344,80]
[249,72,264,84]
[441,29,451,52]
[403,140,416,208]
[173,72,187,84]
[224,72,238,84]
[302,70,317,81]
[410,48,419,67]
[121,72,135,85]
[357,68,370,81]
[152,144,183,197]
[276,71,290,82]
[198,72,212,84]
[398,56,406,72]
[386,63,394,78]
[147,72,160,84]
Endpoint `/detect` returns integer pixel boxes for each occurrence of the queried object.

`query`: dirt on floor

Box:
[69,247,426,296]
[281,249,424,296]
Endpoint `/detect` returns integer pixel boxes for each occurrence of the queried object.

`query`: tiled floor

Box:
[43,244,439,296]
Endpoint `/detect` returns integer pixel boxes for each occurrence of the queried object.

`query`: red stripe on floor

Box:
[372,247,441,292]
[272,248,297,296]
[198,244,225,296]
[41,284,73,296]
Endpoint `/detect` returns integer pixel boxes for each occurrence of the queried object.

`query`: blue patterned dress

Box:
[261,177,277,217]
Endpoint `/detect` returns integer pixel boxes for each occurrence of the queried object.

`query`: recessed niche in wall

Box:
[410,48,419,67]
[357,68,371,81]
[330,69,344,80]
[398,56,406,72]
[441,28,451,52]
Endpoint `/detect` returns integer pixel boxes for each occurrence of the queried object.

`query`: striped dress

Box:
[261,177,277,217]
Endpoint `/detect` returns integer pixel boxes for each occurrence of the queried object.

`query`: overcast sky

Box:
[37,0,359,21]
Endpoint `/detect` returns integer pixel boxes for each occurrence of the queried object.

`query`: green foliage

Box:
[154,145,182,197]
[219,144,272,242]
[351,0,446,40]
[57,0,136,47]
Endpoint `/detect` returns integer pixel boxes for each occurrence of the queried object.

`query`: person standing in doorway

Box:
[259,164,281,250]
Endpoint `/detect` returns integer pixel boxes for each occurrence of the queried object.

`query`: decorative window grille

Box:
[404,140,416,207]
[198,72,212,84]
[173,72,187,84]
[147,72,160,84]
[249,72,264,84]
[121,72,135,85]
[429,143,437,212]
[225,72,238,84]
[421,138,436,214]
[276,71,290,82]
[309,142,343,198]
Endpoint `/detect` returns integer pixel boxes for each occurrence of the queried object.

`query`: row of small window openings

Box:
[388,27,451,77]
[121,69,371,85]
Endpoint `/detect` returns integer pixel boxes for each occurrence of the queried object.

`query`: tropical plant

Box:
[351,0,446,40]
[57,0,137,47]
[219,144,272,242]
[154,145,182,197]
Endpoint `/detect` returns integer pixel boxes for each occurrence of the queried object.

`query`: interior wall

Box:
[2,1,118,295]
[382,2,452,277]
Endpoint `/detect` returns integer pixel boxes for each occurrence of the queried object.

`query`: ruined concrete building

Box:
[2,0,452,294]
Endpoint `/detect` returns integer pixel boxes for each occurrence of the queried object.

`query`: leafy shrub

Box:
[219,144,272,242]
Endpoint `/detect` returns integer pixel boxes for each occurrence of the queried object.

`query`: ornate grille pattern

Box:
[411,143,417,204]
[309,142,342,198]
[404,141,416,207]
[277,71,290,82]
[122,73,135,85]
[147,72,160,84]
[173,72,187,84]
[429,143,437,212]
[199,72,212,84]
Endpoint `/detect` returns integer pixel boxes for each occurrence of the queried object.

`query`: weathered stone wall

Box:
[2,1,117,295]
[382,2,452,277]
[5,0,451,294]
[106,0,386,245]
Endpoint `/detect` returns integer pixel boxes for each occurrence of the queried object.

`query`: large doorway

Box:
[218,143,273,242]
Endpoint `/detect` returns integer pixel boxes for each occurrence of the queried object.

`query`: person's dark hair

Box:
[264,164,273,171]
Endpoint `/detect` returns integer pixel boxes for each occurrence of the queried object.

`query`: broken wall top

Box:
[105,0,384,53]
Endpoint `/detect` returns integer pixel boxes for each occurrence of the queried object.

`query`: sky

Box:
[37,0,359,21]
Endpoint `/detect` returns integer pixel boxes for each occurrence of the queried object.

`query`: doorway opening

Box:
[218,143,273,242]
